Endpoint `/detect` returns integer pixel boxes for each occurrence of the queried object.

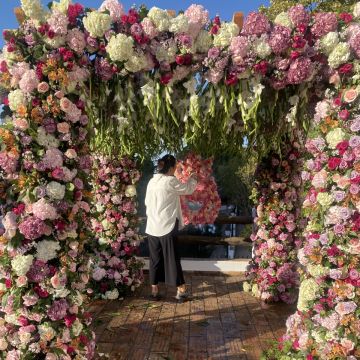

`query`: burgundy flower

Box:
[27,260,51,283]
[160,73,172,85]
[328,157,341,170]
[225,73,238,86]
[68,3,84,25]
[254,60,268,75]
[34,285,49,298]
[339,109,350,121]
[64,314,77,327]
[47,299,69,321]
[339,13,353,24]
[338,63,353,75]
[336,140,349,155]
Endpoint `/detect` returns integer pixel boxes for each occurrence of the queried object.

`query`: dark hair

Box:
[157,154,176,174]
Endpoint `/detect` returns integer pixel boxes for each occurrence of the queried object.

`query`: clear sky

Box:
[0,0,269,47]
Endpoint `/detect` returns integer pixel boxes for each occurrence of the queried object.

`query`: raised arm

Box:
[167,176,197,195]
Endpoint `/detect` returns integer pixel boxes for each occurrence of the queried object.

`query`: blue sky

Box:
[0,0,269,47]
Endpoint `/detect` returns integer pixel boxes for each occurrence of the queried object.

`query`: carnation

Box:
[48,9,69,35]
[46,181,65,200]
[242,12,270,36]
[275,12,294,28]
[106,34,134,62]
[297,278,319,311]
[21,0,46,21]
[11,255,34,276]
[169,14,189,34]
[99,0,124,22]
[66,28,86,54]
[36,127,60,148]
[326,128,346,148]
[83,11,111,38]
[18,216,49,240]
[193,30,213,53]
[319,32,339,56]
[8,89,27,111]
[32,198,58,220]
[252,35,272,58]
[328,42,351,69]
[147,7,171,32]
[312,12,338,38]
[36,240,61,262]
[213,22,239,47]
[288,5,310,27]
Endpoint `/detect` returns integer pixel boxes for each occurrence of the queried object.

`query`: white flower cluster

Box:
[32,198,58,221]
[46,181,66,200]
[103,288,119,300]
[213,22,239,47]
[354,2,360,18]
[106,34,134,62]
[36,127,60,148]
[169,14,189,34]
[11,255,34,276]
[193,30,213,53]
[83,11,112,38]
[307,264,330,278]
[274,12,294,28]
[8,89,27,111]
[125,53,149,73]
[326,128,346,148]
[155,40,177,63]
[36,240,61,262]
[328,42,351,69]
[125,185,137,197]
[320,32,339,56]
[21,0,46,22]
[298,278,319,311]
[51,0,71,14]
[252,35,272,59]
[147,7,171,32]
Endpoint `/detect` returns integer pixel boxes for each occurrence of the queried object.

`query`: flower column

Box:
[0,2,95,358]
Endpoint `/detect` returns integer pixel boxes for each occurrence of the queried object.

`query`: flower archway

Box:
[0,0,359,358]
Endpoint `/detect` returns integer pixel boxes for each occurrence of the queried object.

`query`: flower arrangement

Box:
[244,144,303,304]
[88,156,143,300]
[175,153,221,225]
[264,84,360,360]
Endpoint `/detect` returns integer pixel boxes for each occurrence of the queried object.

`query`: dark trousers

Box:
[147,220,185,287]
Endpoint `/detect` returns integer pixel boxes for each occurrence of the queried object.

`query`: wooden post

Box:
[14,7,26,25]
[167,9,176,18]
[233,11,244,31]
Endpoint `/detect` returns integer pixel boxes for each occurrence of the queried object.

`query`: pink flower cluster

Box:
[175,153,221,225]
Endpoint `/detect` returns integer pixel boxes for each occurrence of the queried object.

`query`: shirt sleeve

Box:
[167,177,197,195]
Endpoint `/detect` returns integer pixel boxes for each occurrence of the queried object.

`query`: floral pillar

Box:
[244,144,303,304]
[88,156,143,300]
[0,1,95,358]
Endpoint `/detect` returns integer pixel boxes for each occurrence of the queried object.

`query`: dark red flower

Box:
[254,60,268,75]
[290,51,300,60]
[339,109,350,121]
[333,95,342,107]
[297,24,307,34]
[160,73,173,85]
[64,314,77,327]
[34,285,49,298]
[210,24,219,35]
[292,35,306,49]
[338,63,353,74]
[225,73,238,86]
[339,13,353,23]
[13,203,25,215]
[32,98,41,107]
[213,15,221,26]
[5,278,12,289]
[336,140,349,155]
[3,97,9,106]
[121,14,128,24]
[328,157,341,170]
[18,316,29,326]
[54,220,66,231]
[0,60,8,73]
[47,30,55,39]
[68,3,84,25]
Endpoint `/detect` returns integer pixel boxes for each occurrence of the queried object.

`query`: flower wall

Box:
[89,156,143,300]
[244,144,303,304]
[175,153,221,225]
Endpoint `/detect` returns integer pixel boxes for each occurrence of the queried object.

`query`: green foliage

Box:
[260,0,358,19]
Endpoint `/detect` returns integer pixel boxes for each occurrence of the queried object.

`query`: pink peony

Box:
[18,216,49,240]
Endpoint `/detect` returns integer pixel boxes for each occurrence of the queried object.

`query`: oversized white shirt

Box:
[145,174,197,237]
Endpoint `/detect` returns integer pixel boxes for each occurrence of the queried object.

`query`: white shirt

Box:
[145,174,197,237]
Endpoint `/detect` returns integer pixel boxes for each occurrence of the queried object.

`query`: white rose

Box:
[125,185,137,197]
[103,288,119,300]
[83,11,112,38]
[72,319,83,336]
[326,128,346,148]
[65,149,77,159]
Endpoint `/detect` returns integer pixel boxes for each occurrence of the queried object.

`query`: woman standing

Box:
[145,154,197,301]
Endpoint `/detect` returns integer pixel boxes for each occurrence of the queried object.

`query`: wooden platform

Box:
[90,273,296,360]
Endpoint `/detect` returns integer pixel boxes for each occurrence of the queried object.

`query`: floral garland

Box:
[244,144,303,304]
[175,153,221,225]
[88,155,143,300]
[264,89,360,359]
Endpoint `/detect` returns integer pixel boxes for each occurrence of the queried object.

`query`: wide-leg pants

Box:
[147,220,185,287]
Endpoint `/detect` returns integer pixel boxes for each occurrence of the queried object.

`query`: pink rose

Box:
[57,122,70,133]
[311,169,327,188]
[343,88,358,103]
[60,97,72,112]
[16,276,28,287]
[13,118,29,131]
[37,81,50,93]
[65,149,77,159]
[55,90,64,99]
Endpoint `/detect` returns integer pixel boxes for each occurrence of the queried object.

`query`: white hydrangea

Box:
[103,288,119,300]
[52,0,71,14]
[21,0,46,21]
[72,319,83,337]
[274,12,294,28]
[298,278,319,311]
[8,89,27,112]
[307,264,330,278]
[11,255,34,276]
[44,35,66,49]
[320,32,339,56]
[193,30,213,53]
[328,42,351,69]
[83,11,112,38]
[147,7,171,32]
[155,40,177,63]
[169,14,189,34]
[213,22,239,47]
[326,128,346,148]
[36,240,61,262]
[354,2,360,18]
[253,35,272,59]
[106,34,134,62]
[125,54,149,73]
[125,185,137,197]
[36,127,60,148]
[46,181,65,200]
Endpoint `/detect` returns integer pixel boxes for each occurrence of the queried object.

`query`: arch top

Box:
[232,12,244,30]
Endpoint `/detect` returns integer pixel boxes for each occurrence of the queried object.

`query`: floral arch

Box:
[0,0,359,359]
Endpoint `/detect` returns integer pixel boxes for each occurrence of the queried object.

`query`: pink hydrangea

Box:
[242,12,270,36]
[19,70,39,94]
[269,25,292,55]
[141,18,158,39]
[42,148,64,170]
[66,28,86,54]
[184,4,209,38]
[349,32,360,59]
[32,198,58,221]
[229,36,249,58]
[48,9,69,35]
[0,151,18,175]
[288,5,310,27]
[99,0,124,21]
[47,299,69,321]
[311,12,338,38]
[18,216,49,240]
[287,57,313,84]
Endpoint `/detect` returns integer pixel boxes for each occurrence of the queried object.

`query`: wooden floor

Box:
[90,273,296,360]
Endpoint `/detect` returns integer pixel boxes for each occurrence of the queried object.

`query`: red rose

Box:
[297,24,307,34]
[0,60,8,73]
[210,24,219,35]
[225,73,238,86]
[254,60,268,75]
[3,97,9,106]
[5,278,12,289]
[18,316,29,326]
[290,51,300,60]
[339,13,353,23]
[292,35,306,49]
[160,73,172,85]
[68,3,84,24]
[121,14,128,24]
[333,96,342,107]
[339,109,350,120]
[54,220,66,231]
[213,16,221,26]
[338,63,353,74]
[175,55,185,65]
[64,314,77,327]
[336,140,349,155]
[328,157,341,170]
